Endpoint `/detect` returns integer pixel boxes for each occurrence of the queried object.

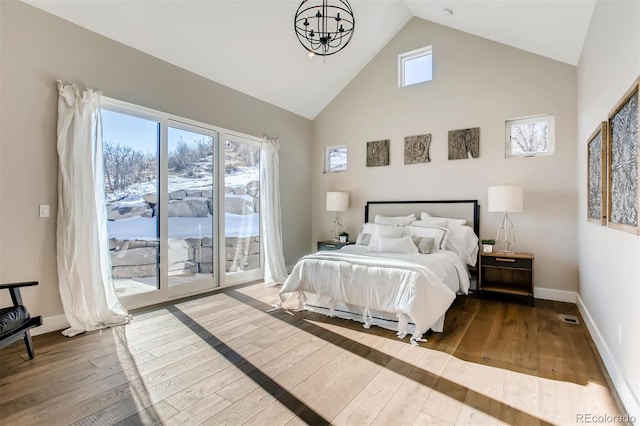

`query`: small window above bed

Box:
[398,45,433,88]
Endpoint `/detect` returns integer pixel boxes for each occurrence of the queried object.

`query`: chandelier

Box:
[294,0,355,57]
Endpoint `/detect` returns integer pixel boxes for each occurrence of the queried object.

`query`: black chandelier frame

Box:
[294,0,355,57]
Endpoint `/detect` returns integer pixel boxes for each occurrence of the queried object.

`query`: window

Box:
[325,144,347,173]
[399,45,433,87]
[506,114,555,158]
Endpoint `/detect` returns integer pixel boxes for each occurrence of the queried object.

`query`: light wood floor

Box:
[0,283,625,425]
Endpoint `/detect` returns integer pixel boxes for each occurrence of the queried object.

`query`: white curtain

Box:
[260,136,288,286]
[56,81,130,337]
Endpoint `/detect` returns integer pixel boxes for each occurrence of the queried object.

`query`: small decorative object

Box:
[607,77,639,235]
[448,127,480,160]
[404,134,432,165]
[481,239,495,253]
[339,232,349,243]
[587,122,608,225]
[326,191,349,241]
[366,139,390,167]
[488,184,523,253]
[294,0,355,58]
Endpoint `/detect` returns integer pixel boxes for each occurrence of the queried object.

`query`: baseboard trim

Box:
[577,293,639,421]
[33,314,69,336]
[534,287,577,303]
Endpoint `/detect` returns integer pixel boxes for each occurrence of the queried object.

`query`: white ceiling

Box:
[24,0,596,119]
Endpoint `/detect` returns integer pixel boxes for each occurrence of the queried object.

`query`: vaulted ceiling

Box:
[24,0,596,119]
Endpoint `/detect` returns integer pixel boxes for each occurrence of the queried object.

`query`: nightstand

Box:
[317,240,351,251]
[479,252,534,304]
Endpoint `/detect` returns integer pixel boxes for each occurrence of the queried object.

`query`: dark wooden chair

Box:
[0,281,43,359]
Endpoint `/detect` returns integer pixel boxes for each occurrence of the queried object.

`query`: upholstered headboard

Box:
[364,200,480,238]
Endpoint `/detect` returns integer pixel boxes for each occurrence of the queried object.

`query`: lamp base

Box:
[495,212,516,254]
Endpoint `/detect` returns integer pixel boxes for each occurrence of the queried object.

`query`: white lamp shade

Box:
[488,185,523,212]
[326,191,349,212]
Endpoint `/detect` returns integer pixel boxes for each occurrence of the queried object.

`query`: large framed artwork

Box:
[607,77,639,235]
[587,122,608,225]
[366,139,390,167]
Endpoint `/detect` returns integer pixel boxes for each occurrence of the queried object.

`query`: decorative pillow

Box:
[445,224,479,266]
[421,212,466,227]
[370,235,418,254]
[415,237,435,254]
[406,225,448,249]
[355,232,371,246]
[373,214,416,227]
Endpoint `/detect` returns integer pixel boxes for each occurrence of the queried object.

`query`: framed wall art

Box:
[587,122,607,225]
[448,127,480,160]
[366,139,390,167]
[404,134,431,165]
[607,77,639,235]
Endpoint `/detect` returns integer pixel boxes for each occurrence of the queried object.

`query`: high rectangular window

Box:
[325,144,347,173]
[506,114,555,158]
[399,45,433,87]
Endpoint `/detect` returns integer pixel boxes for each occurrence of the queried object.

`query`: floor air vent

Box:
[559,314,580,324]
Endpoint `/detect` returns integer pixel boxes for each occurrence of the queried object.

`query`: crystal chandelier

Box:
[294,0,355,57]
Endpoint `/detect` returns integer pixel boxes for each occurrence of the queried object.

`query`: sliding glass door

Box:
[222,133,262,285]
[101,99,263,308]
[166,123,217,297]
[102,108,161,301]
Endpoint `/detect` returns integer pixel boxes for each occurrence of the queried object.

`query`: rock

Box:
[170,190,187,200]
[201,190,212,198]
[107,199,149,220]
[111,247,157,266]
[168,261,198,276]
[186,190,201,197]
[166,198,210,217]
[232,186,247,195]
[246,180,259,196]
[142,193,157,204]
[202,237,213,247]
[199,262,214,274]
[224,187,233,194]
[194,247,214,263]
[143,208,154,218]
[112,264,157,279]
[224,194,254,215]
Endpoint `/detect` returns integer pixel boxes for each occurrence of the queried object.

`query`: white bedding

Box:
[278,245,470,344]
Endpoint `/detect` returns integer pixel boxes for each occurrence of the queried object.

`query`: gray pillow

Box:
[416,237,435,254]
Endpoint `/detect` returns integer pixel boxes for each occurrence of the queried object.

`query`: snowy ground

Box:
[107,213,259,240]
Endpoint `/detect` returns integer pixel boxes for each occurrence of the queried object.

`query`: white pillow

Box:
[370,235,418,254]
[406,225,448,249]
[445,224,479,266]
[368,223,408,250]
[412,218,448,228]
[421,212,466,227]
[374,214,416,227]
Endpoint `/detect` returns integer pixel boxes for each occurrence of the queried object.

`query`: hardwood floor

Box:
[0,283,625,425]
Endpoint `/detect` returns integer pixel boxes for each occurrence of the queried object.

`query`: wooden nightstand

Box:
[479,252,534,304]
[317,240,351,251]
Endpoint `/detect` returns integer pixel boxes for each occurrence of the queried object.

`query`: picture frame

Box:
[607,77,639,235]
[587,122,607,225]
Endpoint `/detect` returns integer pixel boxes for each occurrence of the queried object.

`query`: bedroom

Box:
[0,0,638,424]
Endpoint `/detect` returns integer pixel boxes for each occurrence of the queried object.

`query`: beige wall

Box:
[0,1,312,320]
[577,0,640,417]
[312,17,578,295]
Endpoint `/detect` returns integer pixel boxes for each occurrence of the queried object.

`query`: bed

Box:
[278,200,480,345]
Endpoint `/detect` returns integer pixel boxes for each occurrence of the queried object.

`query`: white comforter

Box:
[279,246,470,343]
